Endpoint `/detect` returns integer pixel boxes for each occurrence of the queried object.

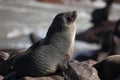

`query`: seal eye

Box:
[66,16,72,22]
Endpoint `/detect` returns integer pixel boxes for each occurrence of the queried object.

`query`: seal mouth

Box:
[72,11,77,21]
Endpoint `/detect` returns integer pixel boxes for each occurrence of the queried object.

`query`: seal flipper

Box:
[62,63,81,80]
[3,72,16,80]
[29,33,41,44]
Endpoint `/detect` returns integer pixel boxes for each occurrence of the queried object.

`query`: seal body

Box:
[12,11,77,78]
[93,55,120,80]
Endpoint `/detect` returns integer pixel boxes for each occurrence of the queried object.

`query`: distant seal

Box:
[91,0,113,26]
[113,19,120,38]
[0,51,10,76]
[93,55,120,80]
[4,11,80,80]
[0,49,27,76]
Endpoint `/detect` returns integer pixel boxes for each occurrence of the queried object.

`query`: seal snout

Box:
[72,11,77,21]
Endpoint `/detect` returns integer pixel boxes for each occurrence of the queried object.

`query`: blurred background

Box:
[0,0,120,58]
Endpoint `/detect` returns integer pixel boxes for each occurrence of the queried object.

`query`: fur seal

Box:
[75,30,115,62]
[91,0,113,26]
[0,49,26,76]
[4,11,81,80]
[93,55,120,80]
[113,20,120,38]
[0,51,10,76]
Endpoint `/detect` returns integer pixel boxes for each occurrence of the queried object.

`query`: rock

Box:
[18,75,63,80]
[70,60,100,80]
[2,60,100,80]
[19,60,100,80]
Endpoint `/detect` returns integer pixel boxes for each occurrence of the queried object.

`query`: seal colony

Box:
[4,11,81,80]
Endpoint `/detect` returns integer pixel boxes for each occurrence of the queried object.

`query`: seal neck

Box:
[44,31,72,46]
